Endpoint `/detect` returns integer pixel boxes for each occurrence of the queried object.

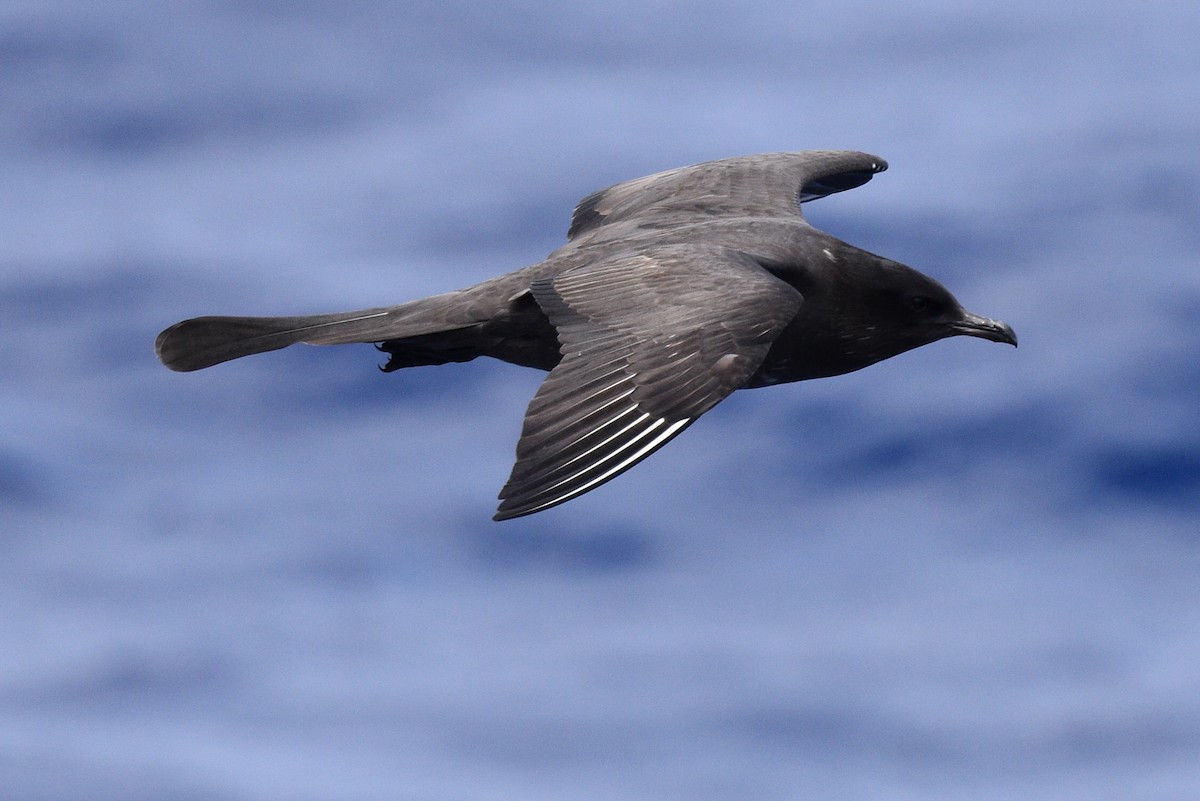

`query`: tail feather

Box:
[155,309,376,372]
[154,297,479,372]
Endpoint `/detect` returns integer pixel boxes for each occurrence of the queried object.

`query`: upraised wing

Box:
[494,244,803,520]
[566,150,886,240]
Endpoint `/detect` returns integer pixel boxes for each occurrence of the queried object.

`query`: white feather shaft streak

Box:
[519,417,690,515]
[554,408,648,473]
[522,384,636,449]
[298,310,393,342]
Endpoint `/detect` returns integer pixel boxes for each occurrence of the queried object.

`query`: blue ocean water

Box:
[3,2,1199,799]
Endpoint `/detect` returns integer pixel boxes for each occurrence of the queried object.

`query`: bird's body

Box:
[156,151,1016,519]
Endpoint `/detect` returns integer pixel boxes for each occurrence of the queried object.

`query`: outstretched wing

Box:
[494,244,803,520]
[567,150,886,240]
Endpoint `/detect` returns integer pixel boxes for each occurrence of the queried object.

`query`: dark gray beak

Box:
[952,310,1018,347]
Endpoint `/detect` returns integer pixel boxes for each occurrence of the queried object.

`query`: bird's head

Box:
[858,258,1017,352]
[781,238,1017,379]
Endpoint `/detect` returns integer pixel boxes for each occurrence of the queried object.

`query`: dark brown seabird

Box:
[156,151,1017,520]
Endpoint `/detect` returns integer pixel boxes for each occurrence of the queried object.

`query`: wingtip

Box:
[492,493,544,522]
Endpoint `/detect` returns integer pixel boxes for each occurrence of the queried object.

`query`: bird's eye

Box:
[908,295,932,312]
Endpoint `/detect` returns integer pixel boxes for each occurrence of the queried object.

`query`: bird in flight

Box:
[156,151,1016,520]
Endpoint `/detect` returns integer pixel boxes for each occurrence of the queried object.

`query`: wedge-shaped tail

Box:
[154,286,490,372]
[156,310,395,371]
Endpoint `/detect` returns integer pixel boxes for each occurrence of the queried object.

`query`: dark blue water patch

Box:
[0,451,48,508]
[1095,136,1200,245]
[0,754,235,801]
[282,532,438,588]
[1092,445,1200,507]
[465,517,657,574]
[68,106,195,156]
[1051,712,1200,764]
[1156,292,1200,393]
[731,702,965,766]
[0,21,122,81]
[736,699,1199,771]
[416,193,574,257]
[44,90,364,159]
[936,402,1064,454]
[2,266,165,318]
[839,438,926,475]
[814,433,940,487]
[1172,292,1200,324]
[11,647,234,713]
[820,209,1038,284]
[3,265,186,372]
[711,397,1060,503]
[1130,164,1200,220]
[811,402,1062,486]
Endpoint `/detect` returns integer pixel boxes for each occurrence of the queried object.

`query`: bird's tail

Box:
[155,294,471,372]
